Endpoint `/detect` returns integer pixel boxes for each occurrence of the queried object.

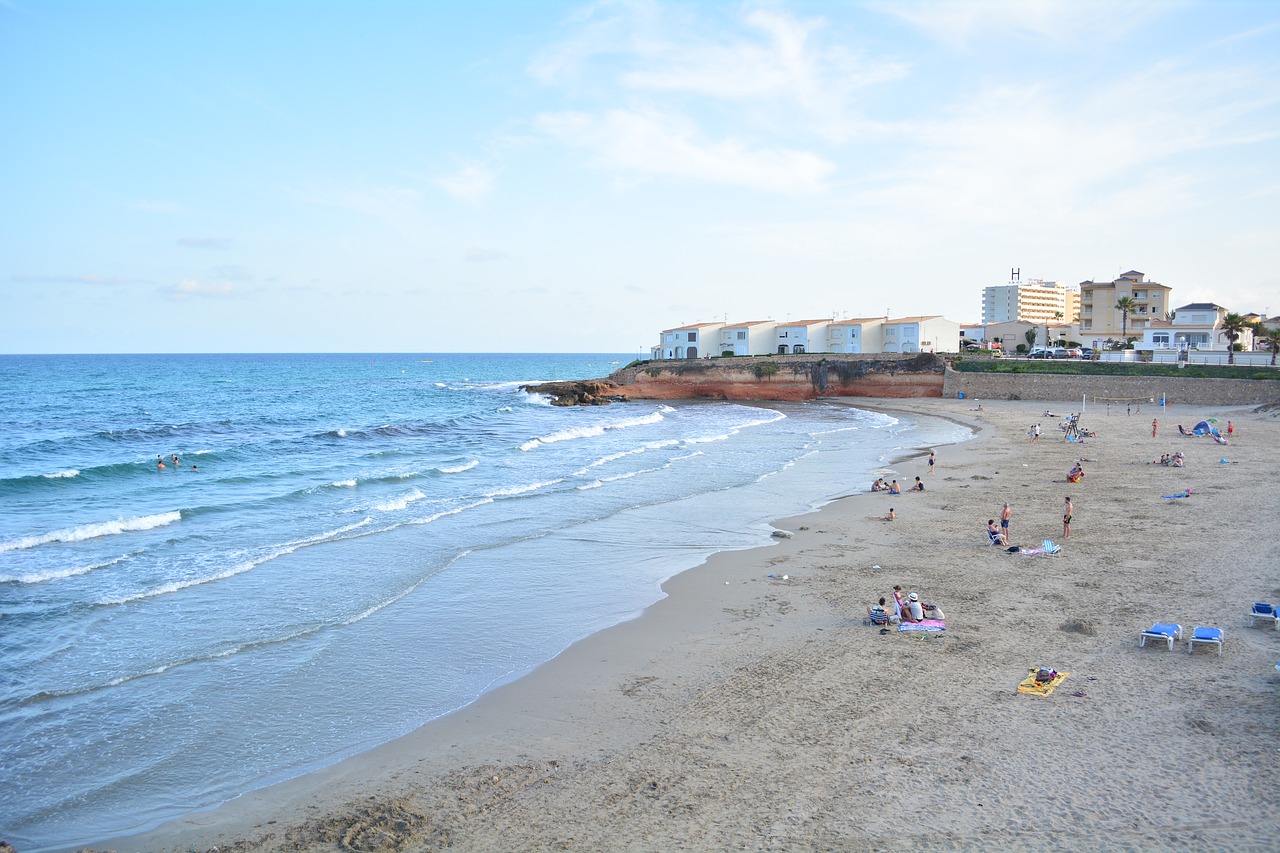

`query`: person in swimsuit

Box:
[928,451,936,474]
[910,477,925,492]
[888,480,902,495]
[1063,496,1073,539]
[1000,502,1011,539]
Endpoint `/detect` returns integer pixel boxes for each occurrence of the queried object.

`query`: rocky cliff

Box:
[522,354,945,405]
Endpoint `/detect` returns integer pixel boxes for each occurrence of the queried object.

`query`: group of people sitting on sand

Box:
[870,477,924,494]
[1155,451,1186,467]
[867,585,943,625]
[1066,463,1085,483]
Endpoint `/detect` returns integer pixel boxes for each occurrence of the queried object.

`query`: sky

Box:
[3,0,1278,354]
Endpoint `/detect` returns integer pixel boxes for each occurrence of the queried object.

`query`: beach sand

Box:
[94,399,1280,852]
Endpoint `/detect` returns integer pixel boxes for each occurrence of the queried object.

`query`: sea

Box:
[0,353,969,850]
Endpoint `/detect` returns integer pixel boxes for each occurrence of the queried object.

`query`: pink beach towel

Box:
[897,619,946,633]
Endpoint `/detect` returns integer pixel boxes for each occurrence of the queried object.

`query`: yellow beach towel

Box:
[1017,669,1069,697]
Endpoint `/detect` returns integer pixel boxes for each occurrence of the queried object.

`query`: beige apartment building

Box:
[981,276,1079,325]
[1078,270,1172,342]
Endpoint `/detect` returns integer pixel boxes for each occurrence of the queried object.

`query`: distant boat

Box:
[610,361,619,364]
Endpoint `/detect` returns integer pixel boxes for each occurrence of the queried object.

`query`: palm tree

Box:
[1220,312,1248,365]
[1265,327,1280,367]
[1024,327,1038,351]
[1115,296,1137,347]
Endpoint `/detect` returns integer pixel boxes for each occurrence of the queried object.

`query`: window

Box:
[737,331,746,340]
[688,332,696,342]
[1153,333,1169,344]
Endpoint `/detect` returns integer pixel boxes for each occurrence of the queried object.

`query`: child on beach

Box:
[1063,496,1073,539]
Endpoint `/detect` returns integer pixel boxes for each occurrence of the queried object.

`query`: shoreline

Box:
[83,398,1280,851]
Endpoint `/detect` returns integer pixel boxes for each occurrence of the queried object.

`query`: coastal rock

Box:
[519,379,630,406]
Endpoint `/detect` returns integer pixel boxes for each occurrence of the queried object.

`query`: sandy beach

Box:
[92,398,1280,852]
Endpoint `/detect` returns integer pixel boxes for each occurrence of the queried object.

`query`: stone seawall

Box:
[943,367,1280,406]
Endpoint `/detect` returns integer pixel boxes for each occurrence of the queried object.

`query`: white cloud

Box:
[536,107,834,194]
[465,246,510,262]
[169,279,235,298]
[435,163,495,202]
[877,0,1163,50]
[178,236,231,250]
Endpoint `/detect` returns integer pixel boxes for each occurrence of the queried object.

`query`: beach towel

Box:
[1017,669,1070,697]
[1162,489,1192,499]
[898,619,946,633]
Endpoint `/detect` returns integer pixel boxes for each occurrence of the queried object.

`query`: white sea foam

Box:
[0,511,182,553]
[330,479,358,488]
[0,552,133,585]
[41,469,80,479]
[522,392,554,406]
[577,480,604,490]
[484,479,563,498]
[438,460,479,474]
[335,428,347,437]
[520,411,664,451]
[97,519,374,605]
[373,489,428,512]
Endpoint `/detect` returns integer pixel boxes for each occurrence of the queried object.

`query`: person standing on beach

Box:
[1152,419,1158,438]
[1000,502,1012,540]
[1227,420,1234,436]
[1063,496,1073,540]
[928,451,936,475]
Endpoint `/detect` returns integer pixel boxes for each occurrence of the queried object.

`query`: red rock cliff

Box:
[523,354,945,404]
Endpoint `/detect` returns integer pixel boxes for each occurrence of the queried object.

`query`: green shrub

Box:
[753,362,779,379]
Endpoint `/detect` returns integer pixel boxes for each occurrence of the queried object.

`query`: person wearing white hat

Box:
[904,591,924,623]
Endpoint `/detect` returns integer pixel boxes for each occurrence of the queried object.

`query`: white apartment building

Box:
[654,322,723,359]
[717,321,778,356]
[981,275,1080,325]
[773,319,830,354]
[880,316,961,353]
[827,317,885,353]
[1136,303,1252,353]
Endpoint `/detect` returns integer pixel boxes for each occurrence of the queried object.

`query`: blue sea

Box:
[0,353,967,850]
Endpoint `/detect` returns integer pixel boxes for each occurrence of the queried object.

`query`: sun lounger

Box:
[1248,602,1278,629]
[1187,626,1224,656]
[1139,623,1182,651]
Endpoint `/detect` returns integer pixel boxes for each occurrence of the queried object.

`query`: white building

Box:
[1136,303,1252,353]
[881,316,961,353]
[982,275,1079,325]
[655,322,723,359]
[827,317,885,353]
[717,321,778,356]
[773,319,830,354]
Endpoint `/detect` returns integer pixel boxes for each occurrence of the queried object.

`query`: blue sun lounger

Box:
[1187,626,1224,656]
[1248,602,1278,629]
[1139,623,1182,651]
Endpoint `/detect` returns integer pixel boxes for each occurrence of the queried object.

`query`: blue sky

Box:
[3,0,1278,354]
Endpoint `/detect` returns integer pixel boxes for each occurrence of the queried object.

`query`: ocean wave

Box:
[0,551,135,585]
[372,489,428,512]
[437,460,478,474]
[0,511,182,553]
[330,479,357,488]
[96,518,374,606]
[41,469,80,479]
[484,479,563,498]
[519,411,664,452]
[522,392,553,406]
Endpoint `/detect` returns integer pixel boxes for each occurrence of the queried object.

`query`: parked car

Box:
[1050,347,1070,359]
[1079,347,1094,359]
[1027,347,1051,359]
[1063,347,1083,358]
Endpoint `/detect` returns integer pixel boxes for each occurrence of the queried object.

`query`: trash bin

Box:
[957,392,965,399]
